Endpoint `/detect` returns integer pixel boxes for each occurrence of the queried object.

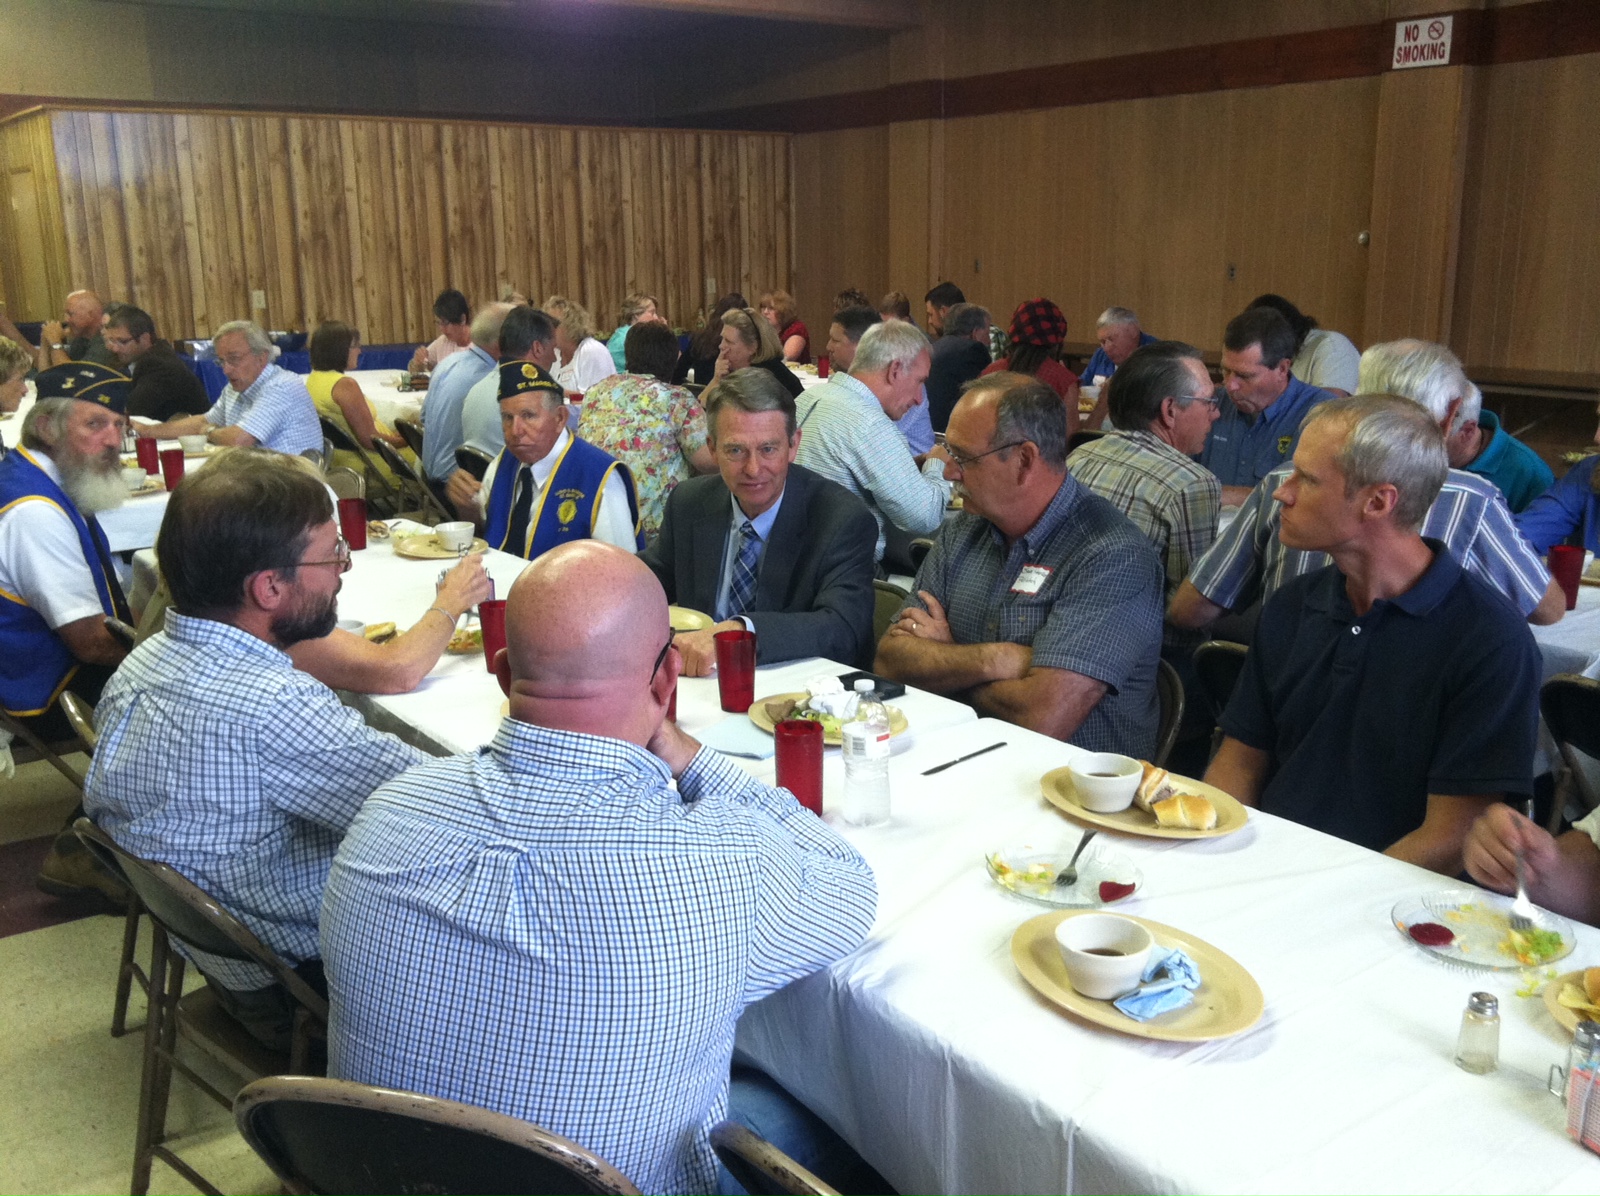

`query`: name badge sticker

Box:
[1011,564,1053,595]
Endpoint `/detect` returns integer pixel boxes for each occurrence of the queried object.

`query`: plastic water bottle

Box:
[841,679,891,827]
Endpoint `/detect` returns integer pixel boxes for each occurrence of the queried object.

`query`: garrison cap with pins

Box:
[34,362,131,415]
[498,360,562,401]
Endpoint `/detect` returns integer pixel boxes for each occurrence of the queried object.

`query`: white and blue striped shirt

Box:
[321,718,876,1195]
[206,361,322,456]
[85,610,426,989]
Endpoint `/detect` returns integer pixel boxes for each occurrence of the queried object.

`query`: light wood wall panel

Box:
[23,107,790,344]
[791,126,888,334]
[1453,51,1600,376]
[0,110,69,321]
[913,77,1378,353]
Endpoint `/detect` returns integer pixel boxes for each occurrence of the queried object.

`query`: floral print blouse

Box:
[577,372,709,541]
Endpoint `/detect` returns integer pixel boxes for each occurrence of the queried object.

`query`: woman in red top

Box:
[759,289,810,364]
[982,297,1080,435]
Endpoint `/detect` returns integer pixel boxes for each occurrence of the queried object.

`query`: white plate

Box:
[986,839,1142,908]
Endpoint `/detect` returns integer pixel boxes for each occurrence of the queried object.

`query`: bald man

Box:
[40,290,117,370]
[320,542,880,1196]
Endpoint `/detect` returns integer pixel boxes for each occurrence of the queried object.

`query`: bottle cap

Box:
[854,678,875,693]
[1467,992,1498,1016]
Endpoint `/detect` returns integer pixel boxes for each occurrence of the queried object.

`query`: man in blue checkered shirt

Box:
[877,373,1165,756]
[321,541,880,1195]
[86,450,426,1050]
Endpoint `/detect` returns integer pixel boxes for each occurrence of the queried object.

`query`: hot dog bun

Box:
[1151,793,1217,831]
[1135,762,1176,812]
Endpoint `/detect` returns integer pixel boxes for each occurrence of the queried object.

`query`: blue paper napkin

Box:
[696,715,777,760]
[1113,947,1201,1021]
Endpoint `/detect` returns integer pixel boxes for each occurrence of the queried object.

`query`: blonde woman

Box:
[543,295,617,395]
[716,307,802,398]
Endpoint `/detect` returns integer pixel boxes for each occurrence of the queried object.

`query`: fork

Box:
[1510,797,1536,933]
[1054,830,1098,888]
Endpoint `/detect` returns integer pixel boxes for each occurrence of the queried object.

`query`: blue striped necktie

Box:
[726,520,761,618]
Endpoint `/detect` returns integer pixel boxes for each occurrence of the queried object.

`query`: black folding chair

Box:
[319,416,401,514]
[394,417,426,461]
[371,438,451,523]
[235,1075,640,1196]
[1541,673,1600,831]
[455,445,494,481]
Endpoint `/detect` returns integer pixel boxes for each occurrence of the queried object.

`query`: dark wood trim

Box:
[683,0,1600,133]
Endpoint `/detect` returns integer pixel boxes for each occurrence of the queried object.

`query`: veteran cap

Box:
[498,360,563,401]
[34,362,131,415]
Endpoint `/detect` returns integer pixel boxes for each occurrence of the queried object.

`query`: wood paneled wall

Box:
[1453,51,1600,375]
[791,126,889,331]
[797,77,1380,355]
[6,107,791,343]
[0,111,68,322]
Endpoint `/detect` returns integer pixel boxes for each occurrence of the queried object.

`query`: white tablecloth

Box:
[733,716,1600,1194]
[345,369,424,429]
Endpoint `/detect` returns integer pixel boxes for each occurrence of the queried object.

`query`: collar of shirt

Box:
[1110,427,1200,468]
[442,342,493,378]
[161,607,294,665]
[514,427,572,491]
[28,447,66,489]
[1305,537,1462,622]
[1471,409,1506,469]
[988,471,1085,557]
[827,371,885,414]
[489,716,673,792]
[226,361,281,406]
[1258,373,1321,426]
[727,486,785,539]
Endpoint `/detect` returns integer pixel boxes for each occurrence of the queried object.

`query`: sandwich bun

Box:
[1151,793,1217,831]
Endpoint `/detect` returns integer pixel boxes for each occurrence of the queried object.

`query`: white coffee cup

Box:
[435,521,475,552]
[1055,914,1153,1000]
[121,466,148,492]
[178,433,209,454]
[1069,752,1142,813]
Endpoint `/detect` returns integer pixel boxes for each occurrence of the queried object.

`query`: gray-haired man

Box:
[877,372,1164,755]
[1205,395,1540,875]
[137,320,321,455]
[794,320,949,561]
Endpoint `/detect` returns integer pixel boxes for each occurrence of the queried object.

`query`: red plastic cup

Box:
[1549,545,1584,611]
[134,437,159,473]
[775,718,824,815]
[714,628,757,713]
[480,598,508,675]
[337,497,368,550]
[158,447,185,490]
[817,355,830,379]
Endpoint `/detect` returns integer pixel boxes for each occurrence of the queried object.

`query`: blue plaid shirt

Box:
[205,361,322,456]
[85,611,426,989]
[321,719,876,1195]
[902,472,1164,755]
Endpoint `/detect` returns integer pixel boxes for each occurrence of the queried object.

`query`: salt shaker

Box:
[1455,991,1499,1074]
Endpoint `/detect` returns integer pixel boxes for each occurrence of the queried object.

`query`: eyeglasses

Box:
[650,627,678,682]
[299,535,353,574]
[1181,388,1223,409]
[944,440,1024,470]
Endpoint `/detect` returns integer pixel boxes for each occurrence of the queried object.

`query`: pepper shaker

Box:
[1456,991,1499,1074]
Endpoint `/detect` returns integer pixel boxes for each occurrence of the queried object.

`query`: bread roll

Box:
[1152,793,1217,831]
[363,621,397,644]
[1135,763,1176,812]
[1585,967,1600,1006]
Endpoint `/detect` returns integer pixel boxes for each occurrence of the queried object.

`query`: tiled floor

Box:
[1,760,276,1195]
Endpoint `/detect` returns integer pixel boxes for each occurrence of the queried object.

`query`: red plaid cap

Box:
[1008,298,1068,348]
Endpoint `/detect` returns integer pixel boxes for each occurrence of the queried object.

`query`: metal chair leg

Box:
[111,896,148,1037]
[130,927,174,1196]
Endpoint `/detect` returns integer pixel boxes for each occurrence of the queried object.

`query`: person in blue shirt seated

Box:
[1078,305,1158,429]
[1205,395,1540,876]
[1443,382,1552,514]
[1201,306,1331,506]
[1516,406,1600,554]
[320,540,883,1196]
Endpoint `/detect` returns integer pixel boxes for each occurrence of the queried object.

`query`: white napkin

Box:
[696,715,777,760]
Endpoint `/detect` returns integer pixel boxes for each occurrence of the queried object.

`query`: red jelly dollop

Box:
[1407,921,1454,947]
[1099,881,1136,903]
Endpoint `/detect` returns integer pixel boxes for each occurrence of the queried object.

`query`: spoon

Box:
[1054,830,1098,888]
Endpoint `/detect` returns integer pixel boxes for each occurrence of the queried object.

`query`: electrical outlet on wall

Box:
[250,289,266,309]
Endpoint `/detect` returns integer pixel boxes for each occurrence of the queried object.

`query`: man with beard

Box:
[85,449,426,1049]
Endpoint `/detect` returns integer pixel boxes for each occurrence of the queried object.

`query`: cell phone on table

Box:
[837,670,906,700]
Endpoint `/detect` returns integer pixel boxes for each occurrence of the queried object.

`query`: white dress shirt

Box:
[476,429,638,553]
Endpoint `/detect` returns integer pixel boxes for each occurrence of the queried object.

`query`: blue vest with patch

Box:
[484,436,643,560]
[0,448,129,716]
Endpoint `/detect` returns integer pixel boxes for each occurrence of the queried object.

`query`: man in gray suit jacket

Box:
[640,368,878,672]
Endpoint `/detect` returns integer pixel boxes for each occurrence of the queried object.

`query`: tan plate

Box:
[746,691,909,746]
[669,605,714,632]
[1012,909,1264,1041]
[1543,970,1600,1033]
[126,478,168,498]
[1041,767,1247,839]
[394,534,490,560]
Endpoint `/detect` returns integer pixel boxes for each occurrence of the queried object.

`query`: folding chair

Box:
[1541,673,1600,832]
[318,416,401,515]
[235,1075,640,1196]
[871,579,908,645]
[455,445,495,481]
[73,819,327,1196]
[710,1121,840,1196]
[1153,658,1184,768]
[1192,640,1249,760]
[0,708,85,789]
[394,417,426,461]
[370,438,451,523]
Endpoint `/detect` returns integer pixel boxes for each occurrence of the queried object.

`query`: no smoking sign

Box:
[1393,14,1454,70]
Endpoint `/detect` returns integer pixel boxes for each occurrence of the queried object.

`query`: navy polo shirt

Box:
[1201,373,1328,488]
[1221,540,1539,853]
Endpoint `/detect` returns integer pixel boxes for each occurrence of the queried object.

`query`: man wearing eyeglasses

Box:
[135,320,321,456]
[321,539,882,1196]
[640,368,877,673]
[876,373,1165,755]
[103,303,210,422]
[86,450,426,1052]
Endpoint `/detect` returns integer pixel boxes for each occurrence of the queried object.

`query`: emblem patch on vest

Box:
[1277,435,1292,456]
[554,487,586,527]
